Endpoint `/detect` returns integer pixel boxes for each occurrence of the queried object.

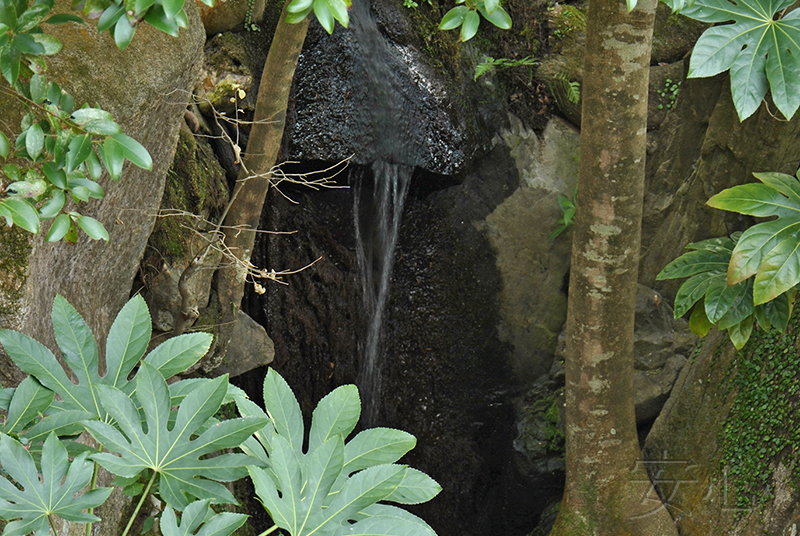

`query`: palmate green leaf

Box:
[0,295,205,424]
[86,364,266,510]
[332,516,434,536]
[308,384,360,453]
[247,370,440,536]
[263,368,304,454]
[3,376,53,435]
[681,0,800,120]
[0,433,112,536]
[161,500,248,536]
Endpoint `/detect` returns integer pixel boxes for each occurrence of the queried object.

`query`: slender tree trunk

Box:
[214,3,309,351]
[548,0,679,534]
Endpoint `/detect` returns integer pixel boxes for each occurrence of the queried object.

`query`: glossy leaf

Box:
[28,33,61,54]
[727,313,754,349]
[0,42,21,85]
[101,136,124,180]
[681,0,800,120]
[113,14,135,50]
[754,235,800,304]
[483,0,497,15]
[460,10,479,41]
[313,0,334,33]
[439,5,467,30]
[479,4,510,29]
[38,189,65,219]
[24,123,43,160]
[69,177,104,198]
[0,131,8,158]
[97,3,124,31]
[657,248,731,280]
[66,133,92,172]
[707,183,800,218]
[717,279,754,330]
[29,73,46,104]
[113,132,151,169]
[85,364,267,510]
[45,212,71,241]
[0,433,112,535]
[689,300,713,337]
[728,218,800,285]
[76,214,108,241]
[162,0,184,19]
[0,198,39,233]
[12,33,45,54]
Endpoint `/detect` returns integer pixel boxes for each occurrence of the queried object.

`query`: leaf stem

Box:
[85,462,99,536]
[48,513,59,536]
[120,471,157,536]
[257,524,280,536]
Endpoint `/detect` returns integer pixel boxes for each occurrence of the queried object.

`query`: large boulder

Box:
[643,320,800,535]
[0,3,206,385]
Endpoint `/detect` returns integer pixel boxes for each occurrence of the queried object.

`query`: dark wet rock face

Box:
[286,0,504,175]
[239,148,550,535]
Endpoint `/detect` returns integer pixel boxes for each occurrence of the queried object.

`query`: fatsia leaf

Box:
[681,0,800,120]
[308,384,360,453]
[4,376,53,435]
[85,363,267,510]
[0,295,195,423]
[0,433,112,536]
[263,368,304,454]
[161,500,248,536]
[343,428,416,474]
[331,516,434,536]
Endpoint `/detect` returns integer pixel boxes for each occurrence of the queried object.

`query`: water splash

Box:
[354,161,411,427]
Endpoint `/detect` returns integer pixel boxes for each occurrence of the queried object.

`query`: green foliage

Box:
[656,235,779,349]
[549,186,576,241]
[663,0,800,120]
[655,78,680,111]
[473,55,538,81]
[285,0,351,34]
[161,500,247,536]
[84,364,267,510]
[0,432,112,536]
[240,369,442,536]
[718,313,800,511]
[707,171,800,305]
[438,0,512,42]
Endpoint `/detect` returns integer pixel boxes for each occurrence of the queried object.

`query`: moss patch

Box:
[0,225,31,318]
[144,127,229,271]
[719,307,800,513]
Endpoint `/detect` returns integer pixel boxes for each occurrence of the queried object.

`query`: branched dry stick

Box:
[163,92,348,335]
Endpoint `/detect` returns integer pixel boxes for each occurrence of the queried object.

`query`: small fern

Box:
[474,56,539,81]
[550,71,581,105]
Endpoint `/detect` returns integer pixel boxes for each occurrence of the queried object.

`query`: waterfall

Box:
[354,161,411,427]
[349,0,417,426]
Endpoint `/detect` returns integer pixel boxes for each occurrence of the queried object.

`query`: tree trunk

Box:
[548,0,679,534]
[214,3,310,354]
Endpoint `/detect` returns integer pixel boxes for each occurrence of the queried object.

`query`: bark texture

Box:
[214,3,310,356]
[549,0,679,534]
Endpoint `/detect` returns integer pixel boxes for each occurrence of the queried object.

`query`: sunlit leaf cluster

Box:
[658,171,800,349]
[285,0,351,34]
[663,0,800,120]
[438,0,511,41]
[0,0,153,241]
[0,295,442,536]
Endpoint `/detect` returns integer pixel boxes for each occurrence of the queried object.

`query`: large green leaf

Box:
[3,376,53,435]
[247,369,440,536]
[308,384,360,453]
[680,0,800,120]
[673,271,726,318]
[85,364,267,510]
[161,499,248,536]
[0,198,39,233]
[656,247,731,280]
[0,295,205,423]
[754,234,800,304]
[0,433,112,536]
[728,218,800,285]
[707,183,800,218]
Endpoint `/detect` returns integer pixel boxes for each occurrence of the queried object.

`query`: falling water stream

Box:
[349,0,416,426]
